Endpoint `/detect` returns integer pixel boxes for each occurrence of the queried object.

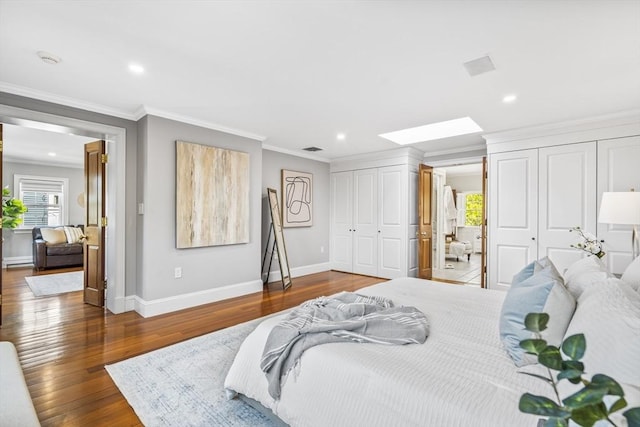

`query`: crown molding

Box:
[262,143,330,163]
[138,106,266,142]
[0,82,138,120]
[421,143,486,158]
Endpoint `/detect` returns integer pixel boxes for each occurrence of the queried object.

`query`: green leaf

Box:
[520,339,548,355]
[519,393,571,418]
[538,346,563,371]
[543,418,568,427]
[561,360,584,373]
[557,369,583,382]
[609,397,627,414]
[524,313,549,333]
[561,334,586,360]
[563,386,608,409]
[623,407,640,427]
[570,402,608,427]
[590,374,624,396]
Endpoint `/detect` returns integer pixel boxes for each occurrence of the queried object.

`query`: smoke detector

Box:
[463,55,495,77]
[37,51,61,65]
[303,146,323,152]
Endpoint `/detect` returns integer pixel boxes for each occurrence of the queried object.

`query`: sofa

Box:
[32,225,84,271]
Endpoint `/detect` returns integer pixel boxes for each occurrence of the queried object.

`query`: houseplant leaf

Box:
[519,393,571,418]
[609,397,627,414]
[570,402,608,427]
[557,369,583,382]
[524,313,549,333]
[520,338,547,355]
[561,334,586,361]
[562,386,608,409]
[543,417,568,427]
[590,374,624,396]
[538,346,563,371]
[623,407,640,427]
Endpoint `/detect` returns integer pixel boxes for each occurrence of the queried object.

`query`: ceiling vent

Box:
[303,146,323,152]
[37,51,62,65]
[463,55,495,77]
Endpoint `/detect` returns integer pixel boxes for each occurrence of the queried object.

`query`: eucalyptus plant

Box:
[2,187,27,229]
[518,312,639,427]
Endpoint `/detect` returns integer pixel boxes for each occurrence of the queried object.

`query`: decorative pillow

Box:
[63,226,85,244]
[500,258,576,367]
[621,255,640,292]
[563,255,610,300]
[563,278,640,387]
[40,227,67,245]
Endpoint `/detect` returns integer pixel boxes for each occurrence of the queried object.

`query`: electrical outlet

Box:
[320,246,325,253]
[138,203,144,215]
[174,267,182,278]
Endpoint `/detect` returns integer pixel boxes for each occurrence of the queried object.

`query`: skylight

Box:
[379,117,482,145]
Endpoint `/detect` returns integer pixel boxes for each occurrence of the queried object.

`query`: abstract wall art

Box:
[176,140,250,248]
[281,169,313,228]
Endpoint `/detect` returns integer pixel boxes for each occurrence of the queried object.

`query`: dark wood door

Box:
[83,140,106,307]
[417,164,433,279]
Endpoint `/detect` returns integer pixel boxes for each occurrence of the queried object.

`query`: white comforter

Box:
[224,277,551,427]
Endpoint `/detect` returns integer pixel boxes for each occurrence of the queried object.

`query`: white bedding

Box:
[224,277,551,427]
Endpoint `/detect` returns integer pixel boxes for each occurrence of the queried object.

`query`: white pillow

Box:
[621,256,640,292]
[500,258,576,367]
[40,227,67,245]
[563,255,610,300]
[63,226,84,244]
[563,278,640,387]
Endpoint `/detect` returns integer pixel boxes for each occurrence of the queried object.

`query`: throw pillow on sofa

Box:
[40,227,67,245]
[63,226,85,244]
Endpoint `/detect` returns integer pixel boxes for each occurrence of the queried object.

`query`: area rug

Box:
[105,316,281,427]
[25,271,84,297]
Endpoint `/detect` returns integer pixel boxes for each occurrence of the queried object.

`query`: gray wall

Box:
[3,161,84,258]
[262,150,330,275]
[0,91,138,295]
[137,115,263,301]
[446,173,482,193]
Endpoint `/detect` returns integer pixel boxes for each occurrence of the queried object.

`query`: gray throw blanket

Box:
[260,291,429,399]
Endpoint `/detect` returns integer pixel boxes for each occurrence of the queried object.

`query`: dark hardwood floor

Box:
[0,267,385,426]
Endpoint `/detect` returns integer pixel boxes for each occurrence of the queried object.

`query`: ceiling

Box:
[0,1,639,162]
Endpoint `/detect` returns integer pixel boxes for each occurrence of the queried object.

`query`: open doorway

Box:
[431,163,484,286]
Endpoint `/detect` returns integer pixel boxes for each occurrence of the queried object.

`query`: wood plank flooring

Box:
[0,267,385,426]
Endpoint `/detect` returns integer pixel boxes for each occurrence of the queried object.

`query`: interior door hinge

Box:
[101,154,108,164]
[103,280,108,289]
[101,217,108,227]
[0,139,3,152]
[0,294,3,305]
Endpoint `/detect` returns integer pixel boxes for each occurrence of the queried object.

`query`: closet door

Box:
[489,149,538,291]
[330,171,354,273]
[597,135,640,274]
[538,142,597,274]
[353,169,378,276]
[377,165,407,279]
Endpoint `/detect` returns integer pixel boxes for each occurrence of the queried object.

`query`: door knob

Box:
[531,237,536,241]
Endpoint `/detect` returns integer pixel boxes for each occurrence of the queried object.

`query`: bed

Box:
[224,278,552,426]
[225,262,640,427]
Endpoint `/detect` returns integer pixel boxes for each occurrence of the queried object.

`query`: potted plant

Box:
[2,187,27,229]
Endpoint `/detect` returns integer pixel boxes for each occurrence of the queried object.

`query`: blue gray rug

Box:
[105,316,279,426]
[25,271,83,296]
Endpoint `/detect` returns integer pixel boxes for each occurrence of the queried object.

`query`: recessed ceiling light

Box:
[128,63,145,74]
[48,152,56,157]
[37,51,61,65]
[379,117,483,145]
[336,133,346,141]
[503,94,517,103]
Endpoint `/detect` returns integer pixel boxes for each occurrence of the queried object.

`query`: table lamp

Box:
[598,190,640,259]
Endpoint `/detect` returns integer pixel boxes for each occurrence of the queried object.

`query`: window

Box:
[14,175,69,229]
[456,192,483,227]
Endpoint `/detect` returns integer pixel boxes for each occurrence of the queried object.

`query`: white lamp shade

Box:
[598,192,640,225]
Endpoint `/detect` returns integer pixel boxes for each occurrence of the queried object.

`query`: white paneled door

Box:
[538,142,597,274]
[377,165,408,279]
[489,149,538,291]
[330,171,353,273]
[597,136,640,275]
[353,169,378,276]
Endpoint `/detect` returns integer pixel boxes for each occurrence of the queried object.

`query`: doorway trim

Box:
[0,104,127,314]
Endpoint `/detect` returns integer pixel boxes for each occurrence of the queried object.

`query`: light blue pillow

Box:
[499,257,576,366]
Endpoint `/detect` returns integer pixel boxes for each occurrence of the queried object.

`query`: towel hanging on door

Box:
[443,185,457,235]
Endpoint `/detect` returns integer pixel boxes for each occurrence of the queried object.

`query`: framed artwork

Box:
[175,140,250,248]
[281,169,313,228]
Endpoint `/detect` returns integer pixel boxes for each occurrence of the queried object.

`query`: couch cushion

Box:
[46,243,83,256]
[40,227,67,245]
[63,226,85,244]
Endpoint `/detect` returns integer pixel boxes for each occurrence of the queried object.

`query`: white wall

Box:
[2,161,84,259]
[446,173,482,193]
[261,149,330,279]
[136,115,263,315]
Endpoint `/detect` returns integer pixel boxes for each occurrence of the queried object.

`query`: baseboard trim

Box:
[133,279,263,318]
[3,256,33,267]
[262,262,330,283]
